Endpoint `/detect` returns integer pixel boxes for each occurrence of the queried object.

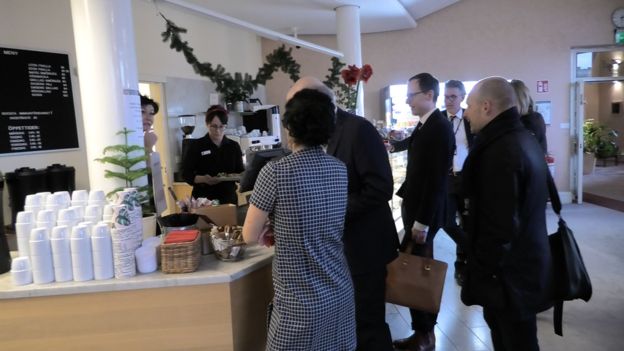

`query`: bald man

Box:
[287,77,399,351]
[461,77,552,351]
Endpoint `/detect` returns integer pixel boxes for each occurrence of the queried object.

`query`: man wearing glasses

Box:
[390,73,454,351]
[441,80,474,287]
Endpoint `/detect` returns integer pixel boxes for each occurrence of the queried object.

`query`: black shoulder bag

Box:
[546,173,592,336]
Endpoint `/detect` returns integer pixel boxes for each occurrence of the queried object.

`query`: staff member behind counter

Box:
[182,105,244,205]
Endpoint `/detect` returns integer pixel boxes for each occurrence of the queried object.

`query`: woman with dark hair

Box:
[141,94,160,153]
[243,89,356,350]
[182,105,244,204]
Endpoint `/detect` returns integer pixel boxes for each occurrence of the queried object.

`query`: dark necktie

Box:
[416,122,423,130]
[450,115,457,123]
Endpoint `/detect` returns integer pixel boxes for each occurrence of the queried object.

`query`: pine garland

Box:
[160,14,349,109]
[161,15,301,103]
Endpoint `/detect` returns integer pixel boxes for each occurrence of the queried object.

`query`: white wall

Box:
[263,0,624,192]
[0,0,263,224]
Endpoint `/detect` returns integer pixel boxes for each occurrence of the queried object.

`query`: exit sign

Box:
[537,80,549,93]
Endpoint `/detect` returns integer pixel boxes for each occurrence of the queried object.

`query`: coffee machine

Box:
[229,105,282,154]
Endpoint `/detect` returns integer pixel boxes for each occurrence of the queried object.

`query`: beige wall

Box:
[0,0,262,223]
[264,0,624,192]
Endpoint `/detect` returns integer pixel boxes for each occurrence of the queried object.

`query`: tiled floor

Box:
[386,203,624,351]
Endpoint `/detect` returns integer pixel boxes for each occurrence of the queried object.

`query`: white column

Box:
[336,5,364,116]
[71,0,144,193]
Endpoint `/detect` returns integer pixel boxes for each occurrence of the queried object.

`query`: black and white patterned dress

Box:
[250,146,356,351]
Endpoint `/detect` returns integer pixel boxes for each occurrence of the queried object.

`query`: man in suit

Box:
[461,77,552,351]
[441,80,474,286]
[286,77,399,351]
[390,73,455,351]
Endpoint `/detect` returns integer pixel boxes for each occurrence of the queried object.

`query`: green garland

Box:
[161,14,348,108]
[161,15,301,103]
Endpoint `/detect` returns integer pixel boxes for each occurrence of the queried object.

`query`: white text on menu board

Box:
[28,63,70,98]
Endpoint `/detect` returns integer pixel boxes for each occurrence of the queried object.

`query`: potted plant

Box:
[583,119,619,174]
[94,128,157,237]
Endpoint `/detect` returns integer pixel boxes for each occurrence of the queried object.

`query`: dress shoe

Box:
[392,330,435,351]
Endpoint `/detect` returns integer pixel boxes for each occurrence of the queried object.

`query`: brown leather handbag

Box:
[386,244,448,313]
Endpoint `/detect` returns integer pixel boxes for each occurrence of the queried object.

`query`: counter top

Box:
[0,245,273,300]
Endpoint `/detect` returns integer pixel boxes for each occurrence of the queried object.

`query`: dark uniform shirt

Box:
[182,135,244,204]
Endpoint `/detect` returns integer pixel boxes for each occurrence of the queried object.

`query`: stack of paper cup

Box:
[15,211,35,257]
[10,256,33,286]
[110,204,137,279]
[36,210,56,237]
[57,208,79,229]
[70,225,94,281]
[53,191,71,209]
[91,223,114,280]
[24,194,43,220]
[84,204,103,224]
[29,227,55,284]
[50,226,73,282]
[88,190,107,207]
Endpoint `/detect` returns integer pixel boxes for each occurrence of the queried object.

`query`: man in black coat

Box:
[390,73,455,351]
[461,77,552,351]
[287,77,399,351]
[441,80,475,286]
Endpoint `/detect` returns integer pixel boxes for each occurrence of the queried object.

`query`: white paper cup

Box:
[71,226,94,281]
[15,222,33,257]
[54,191,71,209]
[37,210,56,226]
[25,194,43,206]
[51,226,73,282]
[11,257,33,286]
[87,190,106,206]
[29,227,52,256]
[135,245,157,274]
[16,211,34,224]
[71,189,89,203]
[32,268,55,284]
[69,205,85,221]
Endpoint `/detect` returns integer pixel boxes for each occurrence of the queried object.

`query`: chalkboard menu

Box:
[0,47,79,155]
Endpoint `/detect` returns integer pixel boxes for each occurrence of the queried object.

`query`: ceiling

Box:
[157,0,461,35]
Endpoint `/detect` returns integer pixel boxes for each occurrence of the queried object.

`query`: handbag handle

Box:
[547,171,563,218]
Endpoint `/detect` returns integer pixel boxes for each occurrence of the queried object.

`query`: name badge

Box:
[201,150,211,156]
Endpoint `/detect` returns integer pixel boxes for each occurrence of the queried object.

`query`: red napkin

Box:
[164,230,199,244]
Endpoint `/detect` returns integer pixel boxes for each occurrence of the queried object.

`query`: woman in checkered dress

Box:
[243,89,356,351]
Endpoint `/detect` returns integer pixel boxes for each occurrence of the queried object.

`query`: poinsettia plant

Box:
[335,64,373,113]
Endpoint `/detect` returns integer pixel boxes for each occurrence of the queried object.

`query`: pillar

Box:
[336,5,364,116]
[70,0,144,193]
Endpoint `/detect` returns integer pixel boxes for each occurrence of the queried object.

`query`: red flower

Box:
[341,65,361,86]
[359,64,373,83]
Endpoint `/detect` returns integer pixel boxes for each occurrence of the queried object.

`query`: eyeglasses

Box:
[209,124,226,130]
[444,94,463,101]
[141,110,156,116]
[406,91,425,101]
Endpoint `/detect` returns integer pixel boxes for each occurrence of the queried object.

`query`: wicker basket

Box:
[160,231,201,274]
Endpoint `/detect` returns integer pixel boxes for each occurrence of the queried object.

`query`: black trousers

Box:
[400,205,439,333]
[352,267,394,351]
[483,308,539,351]
[442,173,468,272]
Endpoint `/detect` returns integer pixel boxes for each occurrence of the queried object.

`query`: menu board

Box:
[0,47,79,155]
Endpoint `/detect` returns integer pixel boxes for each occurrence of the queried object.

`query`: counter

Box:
[0,246,274,351]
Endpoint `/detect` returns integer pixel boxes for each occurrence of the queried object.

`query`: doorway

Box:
[571,46,624,210]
